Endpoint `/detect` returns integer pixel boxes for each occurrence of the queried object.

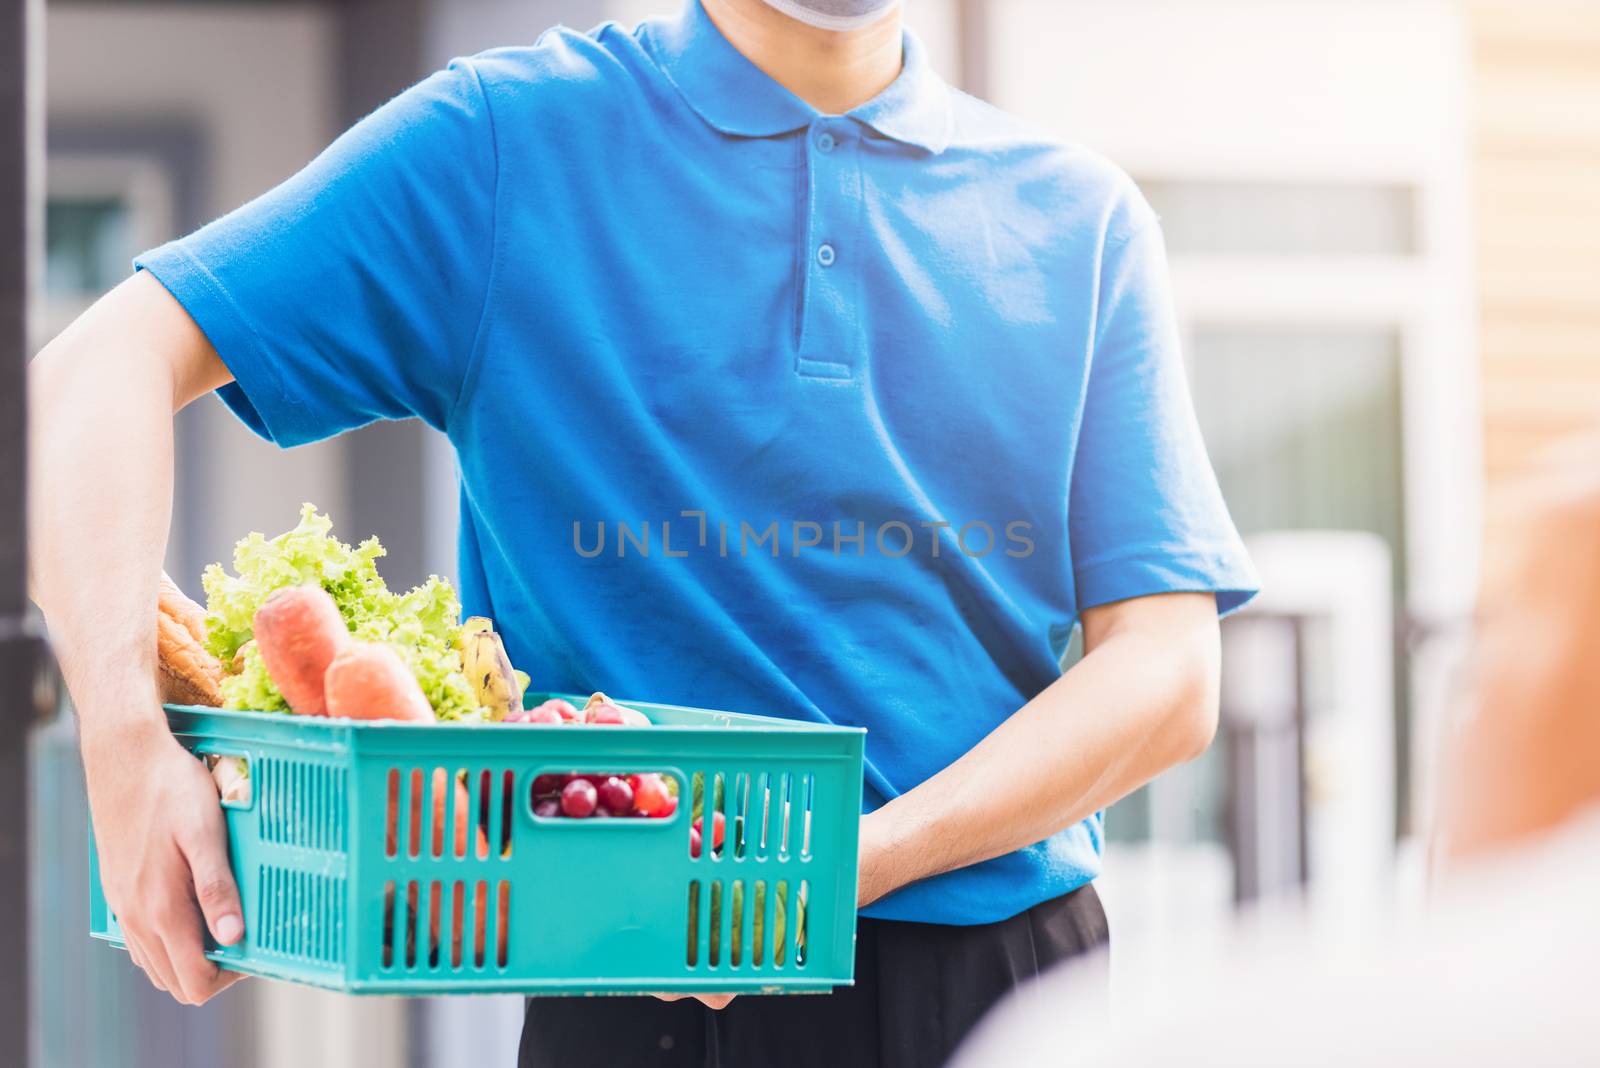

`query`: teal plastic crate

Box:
[89,696,865,995]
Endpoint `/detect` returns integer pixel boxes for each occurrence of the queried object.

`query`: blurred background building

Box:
[29,0,1600,1064]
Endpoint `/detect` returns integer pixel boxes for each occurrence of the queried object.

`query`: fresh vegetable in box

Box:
[158,504,683,813]
[199,503,483,721]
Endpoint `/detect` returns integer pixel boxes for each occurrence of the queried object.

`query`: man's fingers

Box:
[651,992,737,1010]
[180,808,244,946]
[210,969,249,996]
[130,926,181,998]
[158,811,246,1005]
[160,922,229,1005]
[125,931,163,991]
[125,922,185,1002]
[126,933,145,971]
[155,893,234,1005]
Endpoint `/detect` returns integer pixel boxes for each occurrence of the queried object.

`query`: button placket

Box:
[795,122,861,382]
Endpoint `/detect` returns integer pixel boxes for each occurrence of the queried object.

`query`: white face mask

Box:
[758,0,901,32]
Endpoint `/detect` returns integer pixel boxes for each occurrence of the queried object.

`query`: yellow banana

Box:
[467,616,528,702]
[461,619,518,721]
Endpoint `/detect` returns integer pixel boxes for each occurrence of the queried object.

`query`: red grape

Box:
[560,778,597,818]
[598,775,634,816]
[632,773,672,817]
[689,811,725,857]
[508,699,577,725]
[533,798,561,819]
[531,773,565,797]
[704,811,726,849]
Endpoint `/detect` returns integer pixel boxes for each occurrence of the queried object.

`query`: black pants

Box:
[519,883,1109,1068]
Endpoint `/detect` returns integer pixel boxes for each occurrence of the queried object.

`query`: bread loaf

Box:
[156,573,225,706]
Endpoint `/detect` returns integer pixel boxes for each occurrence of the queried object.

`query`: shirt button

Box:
[817,131,835,153]
[817,243,836,267]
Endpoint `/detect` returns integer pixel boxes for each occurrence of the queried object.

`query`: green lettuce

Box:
[201,503,484,721]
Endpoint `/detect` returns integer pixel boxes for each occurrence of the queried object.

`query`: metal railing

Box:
[1220,611,1312,904]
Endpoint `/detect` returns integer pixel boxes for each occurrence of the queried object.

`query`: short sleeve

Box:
[1068,214,1259,616]
[134,59,498,445]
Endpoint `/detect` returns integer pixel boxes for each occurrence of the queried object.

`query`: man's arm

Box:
[28,271,244,1004]
[857,591,1220,907]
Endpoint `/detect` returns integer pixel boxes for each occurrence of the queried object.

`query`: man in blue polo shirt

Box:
[31,0,1257,1063]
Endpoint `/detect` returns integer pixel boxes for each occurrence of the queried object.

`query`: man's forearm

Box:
[858,593,1220,907]
[31,275,248,1005]
[28,273,225,742]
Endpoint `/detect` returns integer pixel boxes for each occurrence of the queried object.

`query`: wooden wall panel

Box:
[1469,0,1600,544]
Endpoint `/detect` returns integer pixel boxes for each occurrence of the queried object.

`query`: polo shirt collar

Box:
[648,0,952,155]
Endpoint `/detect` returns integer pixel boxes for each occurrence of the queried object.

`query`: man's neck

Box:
[700,0,903,115]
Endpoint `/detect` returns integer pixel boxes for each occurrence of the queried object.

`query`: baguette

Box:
[156,572,225,707]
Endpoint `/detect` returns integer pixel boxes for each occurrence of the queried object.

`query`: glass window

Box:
[46,197,132,301]
[1108,327,1407,850]
[1191,326,1406,561]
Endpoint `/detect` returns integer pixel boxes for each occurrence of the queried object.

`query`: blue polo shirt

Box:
[136,0,1257,925]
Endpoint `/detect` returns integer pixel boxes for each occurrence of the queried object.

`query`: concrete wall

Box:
[43,8,402,1068]
[46,2,349,587]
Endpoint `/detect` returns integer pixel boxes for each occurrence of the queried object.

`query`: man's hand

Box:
[653,992,738,1011]
[653,595,1216,1005]
[85,711,246,1004]
[645,801,905,1010]
[848,592,1221,906]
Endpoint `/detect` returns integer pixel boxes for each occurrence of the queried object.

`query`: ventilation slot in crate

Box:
[384,767,516,861]
[258,759,346,852]
[381,877,511,971]
[687,772,730,859]
[257,866,344,964]
[690,770,816,862]
[686,877,809,971]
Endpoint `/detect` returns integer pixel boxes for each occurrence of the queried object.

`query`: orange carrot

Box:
[323,641,433,722]
[426,768,475,858]
[383,769,471,856]
[252,586,349,716]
